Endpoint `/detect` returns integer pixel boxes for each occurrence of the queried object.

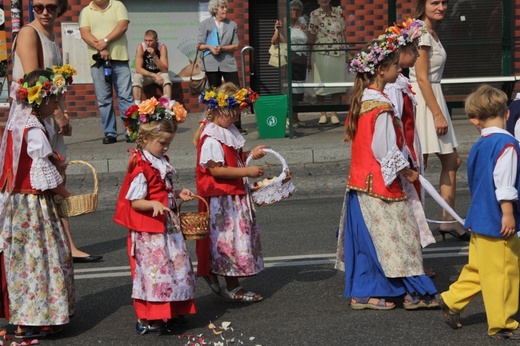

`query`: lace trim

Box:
[380,146,409,186]
[363,88,399,116]
[394,74,417,106]
[141,150,174,180]
[30,157,63,190]
[202,122,245,150]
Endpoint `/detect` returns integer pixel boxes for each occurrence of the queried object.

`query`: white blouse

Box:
[199,122,245,168]
[27,118,63,191]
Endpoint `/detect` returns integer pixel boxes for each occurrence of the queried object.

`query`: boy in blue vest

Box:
[437,84,520,340]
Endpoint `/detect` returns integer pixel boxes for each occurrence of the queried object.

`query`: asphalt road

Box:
[0,159,508,345]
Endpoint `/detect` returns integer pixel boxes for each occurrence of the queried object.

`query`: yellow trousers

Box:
[441,232,520,335]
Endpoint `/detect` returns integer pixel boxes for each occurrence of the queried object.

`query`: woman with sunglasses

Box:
[11,0,104,265]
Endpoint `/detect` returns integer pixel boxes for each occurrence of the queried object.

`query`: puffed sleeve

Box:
[199,137,225,167]
[26,128,63,191]
[372,112,409,186]
[126,173,148,201]
[418,32,432,48]
[494,145,518,202]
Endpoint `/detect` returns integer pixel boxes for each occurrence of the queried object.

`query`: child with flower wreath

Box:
[0,69,75,339]
[114,96,197,334]
[336,34,438,311]
[193,82,266,303]
[383,19,436,250]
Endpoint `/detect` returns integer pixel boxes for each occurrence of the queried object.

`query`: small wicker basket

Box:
[245,149,296,206]
[179,195,210,240]
[57,160,98,218]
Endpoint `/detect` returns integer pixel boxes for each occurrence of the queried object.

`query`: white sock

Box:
[134,100,141,105]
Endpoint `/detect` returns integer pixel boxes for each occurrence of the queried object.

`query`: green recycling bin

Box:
[254,94,287,139]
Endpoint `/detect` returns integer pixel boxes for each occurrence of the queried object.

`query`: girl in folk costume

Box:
[384,19,436,249]
[114,97,196,334]
[193,82,266,303]
[0,69,76,338]
[336,35,438,310]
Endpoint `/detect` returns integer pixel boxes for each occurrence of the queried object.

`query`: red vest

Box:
[113,150,170,233]
[401,92,418,164]
[347,101,407,201]
[1,128,43,194]
[196,134,245,197]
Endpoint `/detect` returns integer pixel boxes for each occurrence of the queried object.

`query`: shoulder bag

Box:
[189,46,208,95]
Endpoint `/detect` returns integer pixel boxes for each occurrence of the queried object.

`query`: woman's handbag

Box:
[268,43,287,67]
[189,47,208,95]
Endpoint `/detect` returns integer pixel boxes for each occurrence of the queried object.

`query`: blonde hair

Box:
[344,39,399,142]
[135,118,178,150]
[192,82,240,146]
[464,84,508,121]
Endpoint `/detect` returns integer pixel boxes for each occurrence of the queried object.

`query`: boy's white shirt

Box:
[480,127,518,203]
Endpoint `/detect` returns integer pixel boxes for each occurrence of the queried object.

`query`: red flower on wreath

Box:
[125,105,139,118]
[42,81,53,92]
[17,88,28,100]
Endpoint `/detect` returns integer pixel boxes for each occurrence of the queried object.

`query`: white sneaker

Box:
[331,115,340,125]
[318,115,328,124]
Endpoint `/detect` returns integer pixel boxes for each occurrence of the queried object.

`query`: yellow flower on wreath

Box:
[204,90,216,101]
[27,83,43,104]
[217,93,227,108]
[234,88,246,103]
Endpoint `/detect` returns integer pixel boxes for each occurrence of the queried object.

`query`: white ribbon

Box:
[419,175,465,226]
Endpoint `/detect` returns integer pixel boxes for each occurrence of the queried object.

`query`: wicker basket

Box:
[245,149,296,206]
[179,195,210,240]
[57,160,98,218]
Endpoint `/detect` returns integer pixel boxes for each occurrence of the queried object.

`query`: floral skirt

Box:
[340,191,436,298]
[129,229,196,302]
[1,192,75,326]
[208,195,264,276]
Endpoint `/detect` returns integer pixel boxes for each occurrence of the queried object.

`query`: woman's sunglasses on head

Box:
[33,4,58,15]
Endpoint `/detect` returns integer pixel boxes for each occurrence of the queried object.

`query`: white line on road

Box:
[74,246,468,280]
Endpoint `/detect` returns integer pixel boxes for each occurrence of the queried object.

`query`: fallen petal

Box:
[220,321,231,330]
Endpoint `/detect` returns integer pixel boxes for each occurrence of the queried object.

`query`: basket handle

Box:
[245,148,290,177]
[65,160,98,195]
[178,194,209,213]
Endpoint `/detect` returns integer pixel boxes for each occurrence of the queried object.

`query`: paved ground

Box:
[63,109,479,174]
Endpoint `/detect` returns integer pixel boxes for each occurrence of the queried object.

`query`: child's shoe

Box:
[492,327,520,340]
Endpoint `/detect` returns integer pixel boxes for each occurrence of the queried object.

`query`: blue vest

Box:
[465,132,520,237]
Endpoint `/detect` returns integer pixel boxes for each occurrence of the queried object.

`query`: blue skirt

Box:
[343,191,436,298]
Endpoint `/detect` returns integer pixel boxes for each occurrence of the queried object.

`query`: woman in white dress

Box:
[409,0,469,241]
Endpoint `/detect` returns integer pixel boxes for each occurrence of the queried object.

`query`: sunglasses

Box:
[33,4,59,15]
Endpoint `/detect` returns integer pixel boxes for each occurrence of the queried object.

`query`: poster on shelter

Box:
[126,2,209,82]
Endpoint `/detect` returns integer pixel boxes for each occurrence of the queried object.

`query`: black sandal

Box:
[436,294,462,329]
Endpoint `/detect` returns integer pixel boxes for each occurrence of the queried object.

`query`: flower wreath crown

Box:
[386,18,427,46]
[14,64,77,105]
[199,87,259,111]
[349,33,400,75]
[123,96,188,141]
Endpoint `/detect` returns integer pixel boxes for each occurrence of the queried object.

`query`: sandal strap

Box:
[227,286,243,296]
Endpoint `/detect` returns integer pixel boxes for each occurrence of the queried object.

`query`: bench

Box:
[288,75,520,114]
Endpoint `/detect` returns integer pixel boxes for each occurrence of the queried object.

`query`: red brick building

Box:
[0,0,518,120]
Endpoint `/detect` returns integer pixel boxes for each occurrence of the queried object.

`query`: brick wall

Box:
[0,0,250,120]
[1,0,518,121]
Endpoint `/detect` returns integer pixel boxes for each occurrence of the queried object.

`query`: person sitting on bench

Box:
[132,29,172,103]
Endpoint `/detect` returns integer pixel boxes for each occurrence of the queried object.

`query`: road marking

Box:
[74,246,468,280]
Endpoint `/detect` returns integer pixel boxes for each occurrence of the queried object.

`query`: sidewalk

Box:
[63,109,480,174]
